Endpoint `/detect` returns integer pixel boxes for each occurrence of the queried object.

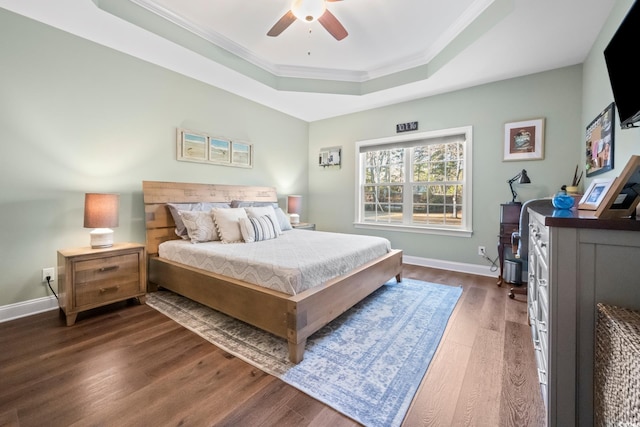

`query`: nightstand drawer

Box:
[58,243,146,325]
[74,253,141,307]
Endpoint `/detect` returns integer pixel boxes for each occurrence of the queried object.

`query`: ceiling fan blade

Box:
[318,10,348,41]
[267,10,296,37]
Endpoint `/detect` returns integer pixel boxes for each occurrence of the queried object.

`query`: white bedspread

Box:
[158,229,392,295]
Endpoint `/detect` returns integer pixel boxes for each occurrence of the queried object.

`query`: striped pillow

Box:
[239,215,279,243]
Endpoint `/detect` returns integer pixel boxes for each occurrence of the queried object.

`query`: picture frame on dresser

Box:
[595,155,640,218]
[578,178,615,210]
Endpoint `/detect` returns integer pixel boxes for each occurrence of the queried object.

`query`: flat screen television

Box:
[604,0,640,129]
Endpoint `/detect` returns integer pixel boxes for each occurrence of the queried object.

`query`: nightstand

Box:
[57,242,147,326]
[292,222,316,230]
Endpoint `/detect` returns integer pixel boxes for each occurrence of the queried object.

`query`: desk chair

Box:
[509,198,553,299]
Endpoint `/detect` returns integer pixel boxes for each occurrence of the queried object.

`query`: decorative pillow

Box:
[230,200,278,208]
[274,207,293,231]
[179,210,218,243]
[212,208,248,243]
[244,205,282,235]
[167,202,230,238]
[239,215,279,243]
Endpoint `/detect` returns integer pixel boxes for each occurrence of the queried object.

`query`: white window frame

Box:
[354,126,473,237]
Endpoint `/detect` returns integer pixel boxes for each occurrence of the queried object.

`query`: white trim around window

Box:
[354,126,473,237]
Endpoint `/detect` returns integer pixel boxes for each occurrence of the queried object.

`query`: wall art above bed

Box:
[176,128,253,168]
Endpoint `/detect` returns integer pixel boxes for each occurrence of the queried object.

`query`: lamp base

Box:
[289,213,300,224]
[89,228,114,248]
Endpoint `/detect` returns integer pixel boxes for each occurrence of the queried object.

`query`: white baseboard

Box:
[403,255,499,278]
[0,295,59,323]
[0,256,496,323]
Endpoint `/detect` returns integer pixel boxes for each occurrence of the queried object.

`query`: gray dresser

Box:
[527,206,640,426]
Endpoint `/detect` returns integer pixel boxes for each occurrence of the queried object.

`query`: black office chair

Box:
[509,198,553,299]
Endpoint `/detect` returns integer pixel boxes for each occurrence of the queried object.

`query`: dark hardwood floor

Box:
[0,265,545,426]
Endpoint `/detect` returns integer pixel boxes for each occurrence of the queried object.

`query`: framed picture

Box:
[209,137,231,164]
[503,118,545,161]
[231,141,253,168]
[586,103,615,177]
[595,155,640,218]
[176,128,252,168]
[319,146,342,168]
[177,129,208,163]
[578,178,615,210]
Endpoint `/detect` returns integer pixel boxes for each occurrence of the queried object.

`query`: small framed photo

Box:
[503,118,545,161]
[319,146,342,168]
[231,141,253,168]
[595,155,640,218]
[177,129,208,163]
[586,103,615,177]
[578,178,615,210]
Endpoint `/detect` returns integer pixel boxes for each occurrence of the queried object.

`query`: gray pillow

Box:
[230,200,278,208]
[167,202,230,238]
[274,207,292,231]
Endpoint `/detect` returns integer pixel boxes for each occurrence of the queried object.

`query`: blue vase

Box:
[552,191,574,209]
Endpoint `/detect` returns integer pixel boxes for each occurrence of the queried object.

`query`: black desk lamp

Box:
[508,169,531,204]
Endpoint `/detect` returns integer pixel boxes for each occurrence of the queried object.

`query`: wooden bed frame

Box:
[142,180,403,363]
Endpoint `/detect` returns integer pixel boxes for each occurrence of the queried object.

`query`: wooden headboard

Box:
[142,180,278,255]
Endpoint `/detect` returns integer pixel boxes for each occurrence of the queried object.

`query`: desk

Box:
[497,203,521,286]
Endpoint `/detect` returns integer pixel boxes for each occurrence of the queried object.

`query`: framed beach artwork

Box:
[503,118,545,161]
[209,137,231,164]
[231,141,253,168]
[585,102,615,177]
[176,128,252,168]
[177,129,208,163]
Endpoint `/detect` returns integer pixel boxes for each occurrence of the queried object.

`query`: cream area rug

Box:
[146,278,462,427]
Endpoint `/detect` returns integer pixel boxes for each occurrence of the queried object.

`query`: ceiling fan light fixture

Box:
[291,0,326,22]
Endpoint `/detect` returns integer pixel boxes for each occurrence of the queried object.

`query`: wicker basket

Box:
[595,303,640,426]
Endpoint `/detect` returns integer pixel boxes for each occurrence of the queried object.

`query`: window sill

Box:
[353,222,472,237]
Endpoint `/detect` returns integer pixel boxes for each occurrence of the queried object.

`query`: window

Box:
[355,127,472,236]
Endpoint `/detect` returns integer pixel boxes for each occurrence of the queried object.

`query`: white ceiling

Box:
[0,0,616,122]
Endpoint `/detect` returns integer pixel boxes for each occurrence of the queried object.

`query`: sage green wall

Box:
[0,9,309,307]
[307,67,583,266]
[582,0,640,183]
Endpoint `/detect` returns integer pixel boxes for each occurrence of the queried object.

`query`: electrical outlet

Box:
[42,267,55,282]
[478,246,486,256]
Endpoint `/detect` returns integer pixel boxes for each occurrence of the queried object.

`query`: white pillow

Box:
[179,210,218,243]
[239,215,279,243]
[244,205,282,235]
[212,208,248,243]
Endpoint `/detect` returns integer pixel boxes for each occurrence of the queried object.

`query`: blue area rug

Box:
[147,278,462,427]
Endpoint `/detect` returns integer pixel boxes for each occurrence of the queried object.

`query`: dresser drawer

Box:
[530,220,549,261]
[500,223,520,236]
[73,253,141,307]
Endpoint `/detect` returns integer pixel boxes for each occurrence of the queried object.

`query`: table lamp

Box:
[287,195,302,224]
[84,193,119,248]
[507,169,531,204]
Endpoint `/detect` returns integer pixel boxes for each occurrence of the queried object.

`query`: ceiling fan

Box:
[267,0,348,41]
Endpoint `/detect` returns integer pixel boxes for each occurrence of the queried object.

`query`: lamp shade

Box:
[84,193,119,228]
[287,195,302,224]
[507,170,532,204]
[84,193,119,248]
[287,195,302,215]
